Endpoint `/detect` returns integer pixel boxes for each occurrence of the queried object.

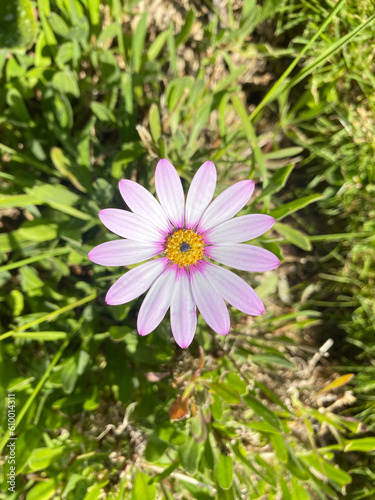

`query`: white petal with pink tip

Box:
[170,268,197,348]
[204,214,274,244]
[205,244,280,272]
[137,265,178,336]
[203,262,264,316]
[155,159,185,228]
[99,209,165,243]
[197,180,255,233]
[88,240,163,267]
[185,161,217,229]
[119,179,172,233]
[190,264,230,336]
[105,258,169,305]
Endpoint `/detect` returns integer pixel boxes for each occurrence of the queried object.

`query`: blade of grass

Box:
[285,14,375,92]
[0,339,69,455]
[0,292,96,342]
[0,143,55,175]
[0,247,70,272]
[249,0,346,121]
[231,94,268,186]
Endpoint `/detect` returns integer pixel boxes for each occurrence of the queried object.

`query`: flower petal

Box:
[204,214,274,244]
[155,159,185,228]
[170,267,197,348]
[137,265,178,336]
[185,161,217,229]
[99,209,165,243]
[119,179,172,233]
[105,258,169,305]
[88,240,163,266]
[190,262,230,335]
[203,262,264,315]
[197,180,255,233]
[205,244,280,272]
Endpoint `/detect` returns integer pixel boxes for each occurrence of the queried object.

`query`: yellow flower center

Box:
[165,229,204,267]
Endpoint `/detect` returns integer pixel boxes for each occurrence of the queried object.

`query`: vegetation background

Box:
[0,0,374,498]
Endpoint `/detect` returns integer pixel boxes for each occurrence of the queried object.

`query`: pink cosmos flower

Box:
[88,159,279,348]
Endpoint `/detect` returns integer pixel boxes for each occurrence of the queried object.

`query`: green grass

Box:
[1,0,375,498]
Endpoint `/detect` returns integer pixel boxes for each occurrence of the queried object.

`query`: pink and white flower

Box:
[88,159,279,348]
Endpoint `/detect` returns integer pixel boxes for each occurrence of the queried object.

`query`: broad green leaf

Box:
[344,438,375,452]
[87,0,100,28]
[27,479,58,500]
[251,353,296,370]
[279,476,292,500]
[216,455,233,490]
[176,9,196,46]
[264,148,303,160]
[211,382,241,404]
[291,477,309,500]
[211,393,223,421]
[0,193,41,209]
[30,183,79,205]
[0,222,58,252]
[216,454,233,490]
[145,438,168,462]
[97,23,118,44]
[131,471,155,500]
[61,357,78,394]
[7,88,31,121]
[82,481,109,500]
[148,463,179,484]
[167,25,177,76]
[91,101,116,123]
[246,421,281,434]
[274,222,312,251]
[226,373,247,395]
[0,0,37,52]
[51,71,80,97]
[20,266,44,294]
[178,437,200,474]
[109,326,134,341]
[217,486,235,500]
[255,274,278,299]
[285,446,310,480]
[28,447,65,471]
[9,289,24,316]
[258,165,294,198]
[149,104,161,143]
[270,434,288,463]
[132,13,147,72]
[185,99,212,157]
[77,350,90,375]
[50,147,87,193]
[301,453,351,486]
[48,12,70,37]
[270,194,324,221]
[147,30,169,61]
[243,394,281,431]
